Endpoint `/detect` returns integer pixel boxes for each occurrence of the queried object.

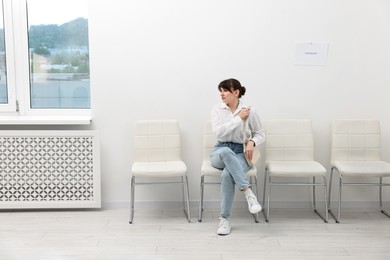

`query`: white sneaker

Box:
[246,193,262,214]
[217,217,231,235]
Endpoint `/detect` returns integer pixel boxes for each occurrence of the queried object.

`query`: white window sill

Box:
[0,116,92,125]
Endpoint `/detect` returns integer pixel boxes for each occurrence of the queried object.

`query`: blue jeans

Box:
[210,142,251,219]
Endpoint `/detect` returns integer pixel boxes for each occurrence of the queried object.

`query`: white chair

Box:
[198,120,259,223]
[130,120,191,224]
[328,119,390,223]
[263,119,328,222]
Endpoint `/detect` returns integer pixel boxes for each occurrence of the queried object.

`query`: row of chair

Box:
[129,119,390,224]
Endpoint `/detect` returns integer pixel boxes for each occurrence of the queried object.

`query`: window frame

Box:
[0,0,16,112]
[0,0,91,124]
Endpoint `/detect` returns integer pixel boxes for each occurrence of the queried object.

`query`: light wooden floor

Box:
[0,207,389,260]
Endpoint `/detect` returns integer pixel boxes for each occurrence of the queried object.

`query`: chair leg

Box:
[312,176,328,223]
[379,177,390,218]
[181,176,186,216]
[183,176,191,223]
[327,167,333,213]
[265,173,271,222]
[328,167,342,223]
[262,168,268,221]
[198,176,205,222]
[323,176,329,222]
[336,174,342,223]
[312,176,316,209]
[250,176,259,223]
[129,176,135,224]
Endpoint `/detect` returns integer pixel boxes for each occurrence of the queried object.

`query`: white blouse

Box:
[210,101,265,146]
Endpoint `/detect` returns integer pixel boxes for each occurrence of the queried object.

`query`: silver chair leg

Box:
[265,173,271,222]
[313,176,328,223]
[198,176,205,222]
[380,177,390,218]
[327,167,333,213]
[329,167,342,223]
[181,176,186,211]
[328,167,341,223]
[183,176,191,223]
[129,176,135,224]
[250,176,259,223]
[323,176,329,222]
[336,174,342,223]
[262,168,268,221]
[312,176,316,209]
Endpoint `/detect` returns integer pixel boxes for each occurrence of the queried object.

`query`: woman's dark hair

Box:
[218,78,246,98]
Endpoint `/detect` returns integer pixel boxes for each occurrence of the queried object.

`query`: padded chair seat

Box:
[132,161,187,177]
[332,161,390,177]
[201,160,257,177]
[267,161,327,177]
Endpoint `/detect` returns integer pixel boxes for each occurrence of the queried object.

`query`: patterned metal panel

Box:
[0,131,100,209]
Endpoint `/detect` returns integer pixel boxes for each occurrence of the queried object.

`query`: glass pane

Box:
[27,0,90,109]
[0,1,7,104]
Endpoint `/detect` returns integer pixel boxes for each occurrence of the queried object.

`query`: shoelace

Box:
[219,218,229,228]
[247,194,258,208]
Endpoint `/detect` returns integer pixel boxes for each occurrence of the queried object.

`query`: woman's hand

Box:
[239,107,251,120]
[245,140,255,160]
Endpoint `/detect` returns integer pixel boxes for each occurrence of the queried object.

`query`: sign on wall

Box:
[294,42,328,66]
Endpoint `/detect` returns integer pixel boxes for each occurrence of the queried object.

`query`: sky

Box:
[27,0,88,25]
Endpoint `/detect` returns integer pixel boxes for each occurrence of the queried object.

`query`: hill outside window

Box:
[0,0,91,123]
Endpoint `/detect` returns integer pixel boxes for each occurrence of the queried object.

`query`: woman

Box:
[210,78,265,235]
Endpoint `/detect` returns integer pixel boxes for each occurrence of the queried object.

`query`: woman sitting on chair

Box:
[210,78,265,235]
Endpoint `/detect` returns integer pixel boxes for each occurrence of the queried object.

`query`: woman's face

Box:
[220,88,238,104]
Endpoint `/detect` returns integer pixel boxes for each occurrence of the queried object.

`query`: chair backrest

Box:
[134,120,182,162]
[203,120,217,160]
[331,119,382,162]
[265,119,314,161]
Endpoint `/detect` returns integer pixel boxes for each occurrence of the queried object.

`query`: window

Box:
[0,1,8,105]
[0,0,91,122]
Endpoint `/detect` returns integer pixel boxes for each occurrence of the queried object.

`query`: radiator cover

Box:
[0,130,101,209]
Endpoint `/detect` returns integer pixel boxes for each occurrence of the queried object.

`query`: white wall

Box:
[87,0,390,208]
